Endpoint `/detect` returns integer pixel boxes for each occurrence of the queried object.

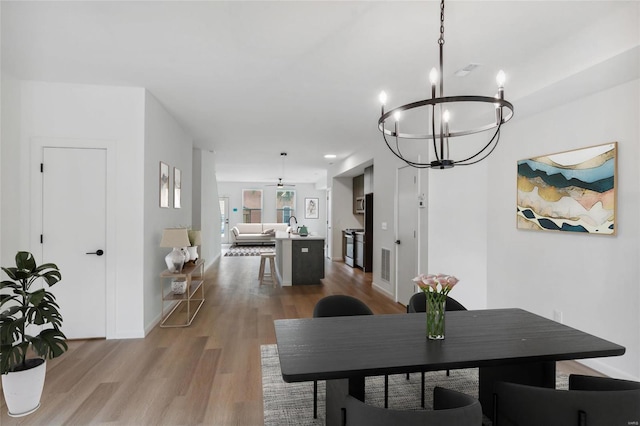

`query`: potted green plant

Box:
[0,251,67,417]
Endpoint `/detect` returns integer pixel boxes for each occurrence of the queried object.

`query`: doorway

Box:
[42,147,107,339]
[219,197,230,244]
[396,166,418,306]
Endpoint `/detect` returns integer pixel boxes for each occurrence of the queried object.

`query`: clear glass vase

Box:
[426,293,446,340]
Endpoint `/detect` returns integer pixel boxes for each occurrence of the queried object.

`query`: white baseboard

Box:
[205,254,219,270]
[144,300,180,336]
[144,315,162,336]
[372,280,395,300]
[577,358,639,381]
[110,329,145,339]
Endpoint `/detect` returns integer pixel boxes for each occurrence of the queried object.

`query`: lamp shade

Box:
[160,228,190,248]
[188,230,202,246]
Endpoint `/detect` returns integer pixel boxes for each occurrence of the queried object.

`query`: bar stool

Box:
[259,252,276,286]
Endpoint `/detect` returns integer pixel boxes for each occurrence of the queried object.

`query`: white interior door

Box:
[42,147,107,339]
[326,189,332,259]
[396,166,418,306]
[219,197,230,244]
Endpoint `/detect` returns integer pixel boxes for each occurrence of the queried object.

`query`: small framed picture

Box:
[174,167,182,209]
[159,162,170,208]
[305,197,319,219]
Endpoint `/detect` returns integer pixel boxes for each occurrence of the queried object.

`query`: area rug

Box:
[224,245,275,256]
[261,344,569,426]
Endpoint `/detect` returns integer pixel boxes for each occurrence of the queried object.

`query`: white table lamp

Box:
[160,228,190,272]
[186,230,202,262]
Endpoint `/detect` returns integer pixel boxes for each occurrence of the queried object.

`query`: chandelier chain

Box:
[438,0,445,45]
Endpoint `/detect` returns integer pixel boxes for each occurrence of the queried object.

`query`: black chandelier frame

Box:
[377,0,515,169]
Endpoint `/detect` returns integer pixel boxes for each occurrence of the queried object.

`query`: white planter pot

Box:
[1,359,47,417]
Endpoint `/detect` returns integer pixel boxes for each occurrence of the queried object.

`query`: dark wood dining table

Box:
[274,308,625,424]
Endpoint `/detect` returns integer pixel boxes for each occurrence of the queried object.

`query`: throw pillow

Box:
[262,228,275,235]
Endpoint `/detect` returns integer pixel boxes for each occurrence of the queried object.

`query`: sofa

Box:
[231,223,290,245]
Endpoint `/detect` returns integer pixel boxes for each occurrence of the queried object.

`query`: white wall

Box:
[1,80,147,339]
[143,91,193,331]
[428,158,488,310]
[327,140,428,299]
[0,81,215,338]
[637,1,640,384]
[488,78,639,380]
[217,181,326,235]
[329,177,362,260]
[328,6,640,380]
[0,74,21,267]
[193,148,222,267]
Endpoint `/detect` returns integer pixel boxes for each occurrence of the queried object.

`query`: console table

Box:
[159,258,205,327]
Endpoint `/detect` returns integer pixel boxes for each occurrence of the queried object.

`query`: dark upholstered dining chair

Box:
[311,295,389,418]
[492,375,640,426]
[407,291,467,314]
[341,386,482,426]
[313,294,374,317]
[406,291,467,406]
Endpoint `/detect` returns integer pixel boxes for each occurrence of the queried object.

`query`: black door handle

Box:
[395,240,401,244]
[86,250,104,256]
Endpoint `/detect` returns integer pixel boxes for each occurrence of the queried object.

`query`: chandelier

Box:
[377,0,514,169]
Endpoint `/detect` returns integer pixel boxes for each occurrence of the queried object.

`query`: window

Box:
[242,189,263,223]
[276,190,295,223]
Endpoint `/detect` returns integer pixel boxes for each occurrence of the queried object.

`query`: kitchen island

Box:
[275,231,325,286]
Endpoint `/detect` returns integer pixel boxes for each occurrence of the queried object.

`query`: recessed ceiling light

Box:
[324,154,337,159]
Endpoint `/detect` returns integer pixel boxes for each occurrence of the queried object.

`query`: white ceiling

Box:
[2,1,636,184]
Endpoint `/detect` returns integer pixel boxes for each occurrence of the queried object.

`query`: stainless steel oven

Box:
[344,232,354,266]
[344,228,363,267]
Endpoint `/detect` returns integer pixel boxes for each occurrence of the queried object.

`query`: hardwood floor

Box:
[0,253,600,425]
[1,254,405,425]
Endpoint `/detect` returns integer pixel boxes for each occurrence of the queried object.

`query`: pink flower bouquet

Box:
[412,273,459,339]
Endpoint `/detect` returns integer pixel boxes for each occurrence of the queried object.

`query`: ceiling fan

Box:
[268,177,295,188]
[266,153,296,188]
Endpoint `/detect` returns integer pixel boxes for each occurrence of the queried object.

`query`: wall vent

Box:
[454,63,480,77]
[381,248,391,282]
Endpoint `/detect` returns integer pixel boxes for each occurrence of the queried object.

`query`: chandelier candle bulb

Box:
[444,122,450,160]
[443,109,451,150]
[442,109,450,124]
[379,91,387,115]
[429,67,438,85]
[429,67,438,98]
[496,70,506,88]
[497,70,506,99]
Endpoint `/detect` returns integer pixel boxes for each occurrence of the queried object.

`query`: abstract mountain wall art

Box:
[517,142,617,235]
